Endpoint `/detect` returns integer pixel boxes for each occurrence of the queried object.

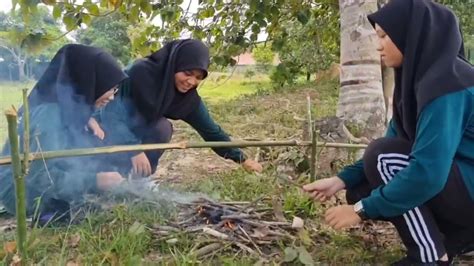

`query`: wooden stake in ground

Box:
[22,89,30,176]
[307,95,317,181]
[5,108,27,258]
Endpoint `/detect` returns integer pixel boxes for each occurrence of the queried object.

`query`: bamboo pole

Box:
[5,108,27,258]
[307,95,316,181]
[310,131,318,182]
[22,89,30,175]
[306,95,313,140]
[0,141,367,166]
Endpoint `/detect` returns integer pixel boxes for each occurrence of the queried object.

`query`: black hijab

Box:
[30,44,127,129]
[368,0,474,142]
[126,39,210,124]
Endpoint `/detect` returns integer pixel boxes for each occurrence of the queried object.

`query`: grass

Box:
[198,72,271,104]
[0,75,406,265]
[0,81,34,143]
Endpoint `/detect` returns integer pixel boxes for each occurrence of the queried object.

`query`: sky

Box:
[0,1,12,12]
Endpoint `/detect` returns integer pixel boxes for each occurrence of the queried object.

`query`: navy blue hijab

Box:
[368,0,474,142]
[30,44,127,129]
[127,39,210,124]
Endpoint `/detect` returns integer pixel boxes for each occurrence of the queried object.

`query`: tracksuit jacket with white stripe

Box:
[338,87,474,219]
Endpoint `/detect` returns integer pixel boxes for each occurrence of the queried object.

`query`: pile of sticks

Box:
[150,197,300,258]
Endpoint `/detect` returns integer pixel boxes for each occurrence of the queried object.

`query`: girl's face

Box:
[375,23,403,68]
[174,69,205,93]
[95,86,119,109]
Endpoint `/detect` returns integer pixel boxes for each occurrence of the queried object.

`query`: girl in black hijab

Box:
[0,44,129,223]
[303,0,474,264]
[100,39,262,177]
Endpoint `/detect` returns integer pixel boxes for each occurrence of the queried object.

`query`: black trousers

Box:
[346,138,474,263]
[135,117,173,171]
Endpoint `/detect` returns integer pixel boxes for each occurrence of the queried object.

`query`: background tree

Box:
[77,12,131,66]
[275,5,339,83]
[437,0,474,62]
[252,45,274,73]
[0,7,67,81]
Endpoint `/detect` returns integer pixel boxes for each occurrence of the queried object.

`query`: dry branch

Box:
[152,198,303,257]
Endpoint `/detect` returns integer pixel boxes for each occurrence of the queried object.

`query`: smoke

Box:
[110,178,209,205]
[1,76,204,218]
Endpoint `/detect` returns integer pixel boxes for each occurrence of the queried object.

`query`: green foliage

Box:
[436,0,473,36]
[252,44,274,72]
[1,7,66,54]
[273,2,339,87]
[0,7,68,80]
[13,0,339,81]
[270,62,300,88]
[77,12,132,66]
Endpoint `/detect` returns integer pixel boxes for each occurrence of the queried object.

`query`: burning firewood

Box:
[150,197,301,258]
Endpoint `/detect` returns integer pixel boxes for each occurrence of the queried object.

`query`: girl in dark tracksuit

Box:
[303,0,474,265]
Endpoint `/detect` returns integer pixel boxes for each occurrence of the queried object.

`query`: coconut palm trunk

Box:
[337,0,386,138]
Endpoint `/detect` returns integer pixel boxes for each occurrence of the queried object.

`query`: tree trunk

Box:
[306,72,311,81]
[382,66,394,125]
[337,0,386,138]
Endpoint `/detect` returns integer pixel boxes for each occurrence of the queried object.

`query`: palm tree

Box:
[337,0,386,138]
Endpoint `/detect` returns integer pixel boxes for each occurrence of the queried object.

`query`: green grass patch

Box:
[198,72,271,104]
[0,81,34,142]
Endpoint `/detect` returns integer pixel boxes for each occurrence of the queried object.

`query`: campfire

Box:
[151,197,302,258]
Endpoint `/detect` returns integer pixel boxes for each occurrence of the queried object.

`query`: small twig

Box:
[220,214,259,220]
[236,195,267,215]
[238,219,266,228]
[151,225,180,232]
[234,242,258,256]
[238,225,263,256]
[261,221,292,226]
[184,225,207,233]
[203,227,229,240]
[220,201,251,205]
[193,242,223,258]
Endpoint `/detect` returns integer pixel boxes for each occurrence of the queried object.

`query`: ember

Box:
[151,197,301,258]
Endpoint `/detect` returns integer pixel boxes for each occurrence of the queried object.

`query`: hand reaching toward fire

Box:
[325,205,362,229]
[131,152,152,177]
[96,172,124,190]
[303,176,362,230]
[302,176,346,202]
[87,117,105,140]
[242,159,263,173]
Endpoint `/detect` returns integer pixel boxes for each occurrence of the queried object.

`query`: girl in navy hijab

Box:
[99,39,262,177]
[0,44,129,223]
[303,0,474,264]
